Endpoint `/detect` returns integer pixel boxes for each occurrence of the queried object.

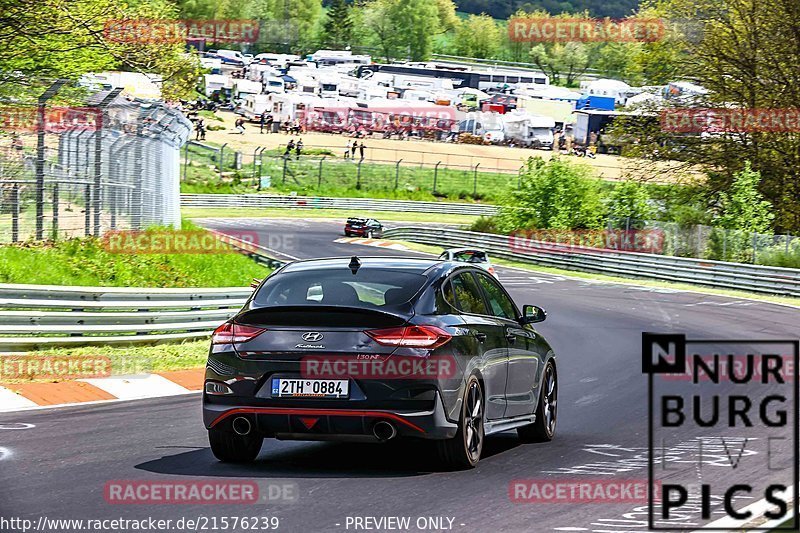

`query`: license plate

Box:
[271,378,349,399]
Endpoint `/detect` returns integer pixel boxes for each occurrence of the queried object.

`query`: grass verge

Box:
[0,224,270,287]
[182,207,479,225]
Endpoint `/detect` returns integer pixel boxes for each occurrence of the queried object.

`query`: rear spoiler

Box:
[237,304,413,327]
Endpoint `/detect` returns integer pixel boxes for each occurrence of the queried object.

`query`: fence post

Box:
[786,233,791,254]
[395,159,403,189]
[722,229,727,260]
[318,156,326,188]
[93,88,122,237]
[218,143,227,180]
[35,80,67,240]
[11,184,20,243]
[356,160,363,189]
[183,143,190,182]
[234,151,242,170]
[752,231,758,264]
[256,147,265,184]
[433,161,442,194]
[84,184,91,237]
[251,147,261,181]
[52,183,59,239]
[473,163,480,196]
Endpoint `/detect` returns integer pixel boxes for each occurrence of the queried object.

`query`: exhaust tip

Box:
[232,416,252,436]
[373,421,397,441]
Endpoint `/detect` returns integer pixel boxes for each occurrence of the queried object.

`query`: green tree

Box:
[454,14,502,59]
[496,157,605,232]
[607,180,653,227]
[715,162,774,233]
[362,0,455,61]
[246,0,323,52]
[323,0,353,48]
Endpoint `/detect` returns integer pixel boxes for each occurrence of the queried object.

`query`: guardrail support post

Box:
[433,161,441,194]
[395,159,403,190]
[318,156,326,188]
[52,183,59,239]
[11,185,20,243]
[473,163,480,196]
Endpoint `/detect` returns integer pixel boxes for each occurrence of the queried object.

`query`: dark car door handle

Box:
[474,332,487,343]
[505,332,516,343]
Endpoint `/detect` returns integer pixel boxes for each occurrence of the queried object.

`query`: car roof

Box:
[280,256,440,274]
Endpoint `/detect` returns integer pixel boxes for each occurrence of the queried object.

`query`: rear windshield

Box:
[253,269,427,309]
[453,251,487,263]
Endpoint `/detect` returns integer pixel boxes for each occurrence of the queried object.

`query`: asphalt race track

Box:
[1,217,798,532]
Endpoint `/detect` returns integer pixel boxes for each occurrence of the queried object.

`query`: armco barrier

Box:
[180,193,500,217]
[0,285,251,352]
[383,227,800,297]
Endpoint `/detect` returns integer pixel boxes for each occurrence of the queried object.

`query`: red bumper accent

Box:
[209,407,426,434]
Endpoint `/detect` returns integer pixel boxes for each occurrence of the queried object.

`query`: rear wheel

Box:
[518,361,557,443]
[208,427,263,463]
[437,375,484,469]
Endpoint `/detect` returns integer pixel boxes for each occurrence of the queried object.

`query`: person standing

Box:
[195,118,205,141]
[358,141,366,160]
[345,140,352,159]
[351,140,358,159]
[295,138,303,160]
[284,139,295,157]
[265,113,274,133]
[260,112,267,133]
[235,117,245,135]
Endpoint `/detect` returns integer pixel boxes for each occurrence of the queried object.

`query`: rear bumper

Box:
[203,391,458,441]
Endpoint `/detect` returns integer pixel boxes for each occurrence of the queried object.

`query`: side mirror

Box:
[520,304,546,324]
[250,278,262,289]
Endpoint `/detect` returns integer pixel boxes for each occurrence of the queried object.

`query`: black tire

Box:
[518,360,557,443]
[437,375,484,470]
[208,427,263,463]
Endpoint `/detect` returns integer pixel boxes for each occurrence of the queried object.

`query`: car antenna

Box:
[348,255,361,274]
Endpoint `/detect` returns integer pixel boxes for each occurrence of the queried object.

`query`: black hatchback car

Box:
[203,256,557,469]
[344,217,383,238]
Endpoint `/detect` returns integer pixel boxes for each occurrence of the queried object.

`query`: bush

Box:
[494,157,605,233]
[469,216,498,234]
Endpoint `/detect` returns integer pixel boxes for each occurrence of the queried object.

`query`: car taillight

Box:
[211,322,266,344]
[365,325,451,349]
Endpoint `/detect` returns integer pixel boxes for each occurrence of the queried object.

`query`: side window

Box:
[449,273,487,315]
[475,273,517,320]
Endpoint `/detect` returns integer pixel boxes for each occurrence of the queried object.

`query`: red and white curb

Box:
[0,369,204,413]
[335,237,410,251]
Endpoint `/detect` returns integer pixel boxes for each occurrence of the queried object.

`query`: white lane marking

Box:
[0,447,12,460]
[0,387,38,411]
[0,423,35,430]
[579,377,598,383]
[79,374,190,401]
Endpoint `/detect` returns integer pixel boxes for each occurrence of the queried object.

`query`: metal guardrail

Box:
[0,285,251,352]
[181,194,500,216]
[383,227,800,297]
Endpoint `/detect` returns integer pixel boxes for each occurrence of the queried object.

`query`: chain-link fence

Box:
[1,88,192,243]
[181,141,522,200]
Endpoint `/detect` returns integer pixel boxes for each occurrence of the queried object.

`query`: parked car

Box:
[203,256,557,469]
[344,217,383,238]
[438,248,498,279]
